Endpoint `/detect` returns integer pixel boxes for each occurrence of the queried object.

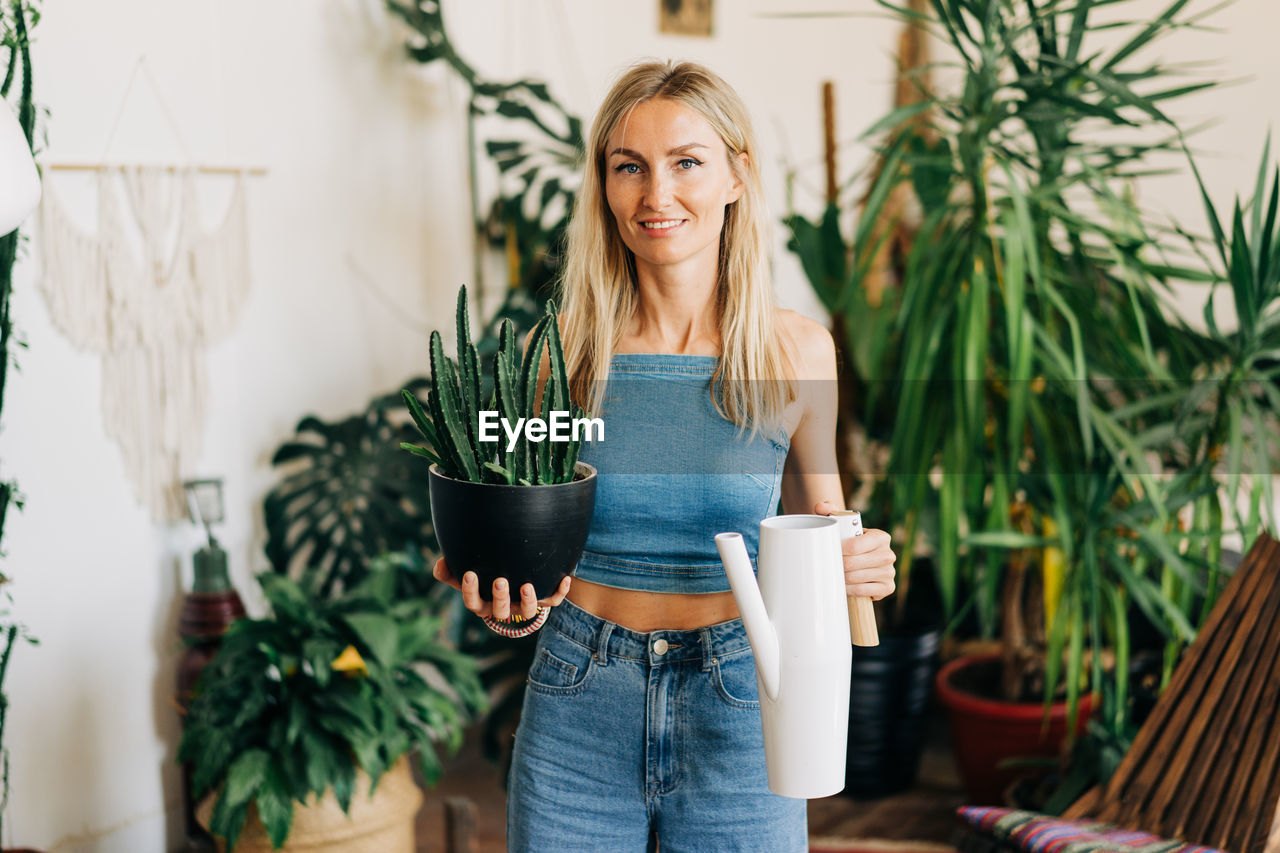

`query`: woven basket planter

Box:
[197,757,423,852]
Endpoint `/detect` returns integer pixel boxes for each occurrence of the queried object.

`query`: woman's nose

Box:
[643,173,673,212]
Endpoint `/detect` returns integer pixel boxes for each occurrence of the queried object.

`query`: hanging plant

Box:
[0,1,39,845]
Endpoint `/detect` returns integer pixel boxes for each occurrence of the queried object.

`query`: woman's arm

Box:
[779,313,896,601]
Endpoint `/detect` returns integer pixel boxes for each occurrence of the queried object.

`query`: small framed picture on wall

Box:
[660,0,713,37]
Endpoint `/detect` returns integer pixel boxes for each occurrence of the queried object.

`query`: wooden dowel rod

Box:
[41,161,267,176]
[822,80,837,205]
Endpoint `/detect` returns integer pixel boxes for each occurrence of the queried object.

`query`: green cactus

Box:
[402,285,587,485]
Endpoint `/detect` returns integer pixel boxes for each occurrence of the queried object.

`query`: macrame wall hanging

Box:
[37,57,264,521]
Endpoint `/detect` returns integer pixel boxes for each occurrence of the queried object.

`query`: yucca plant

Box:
[401,284,587,486]
[1040,138,1280,806]
[844,0,1276,732]
[1172,136,1280,620]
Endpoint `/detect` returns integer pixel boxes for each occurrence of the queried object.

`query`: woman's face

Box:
[603,98,745,281]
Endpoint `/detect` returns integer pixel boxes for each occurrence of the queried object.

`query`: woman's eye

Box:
[615,163,641,175]
[677,158,703,170]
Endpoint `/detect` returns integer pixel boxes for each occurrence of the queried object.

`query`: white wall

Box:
[2,0,1276,849]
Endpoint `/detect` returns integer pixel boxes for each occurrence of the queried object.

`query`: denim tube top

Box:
[574,354,790,594]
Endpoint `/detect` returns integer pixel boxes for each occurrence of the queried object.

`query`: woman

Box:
[434,60,897,852]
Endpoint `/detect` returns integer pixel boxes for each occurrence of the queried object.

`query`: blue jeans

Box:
[506,599,807,852]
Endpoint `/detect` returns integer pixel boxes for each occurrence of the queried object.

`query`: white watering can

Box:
[715,514,854,799]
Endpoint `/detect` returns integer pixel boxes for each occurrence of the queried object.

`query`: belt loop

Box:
[700,627,715,671]
[595,619,614,666]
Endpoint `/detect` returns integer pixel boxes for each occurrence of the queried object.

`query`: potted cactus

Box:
[401,286,597,601]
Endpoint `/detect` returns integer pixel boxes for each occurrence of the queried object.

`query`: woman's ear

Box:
[726,151,748,204]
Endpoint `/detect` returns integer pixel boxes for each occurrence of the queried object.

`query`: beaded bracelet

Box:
[482,606,550,638]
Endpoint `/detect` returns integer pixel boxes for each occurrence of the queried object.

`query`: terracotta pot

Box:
[429,461,597,600]
[935,652,1095,805]
[197,757,422,852]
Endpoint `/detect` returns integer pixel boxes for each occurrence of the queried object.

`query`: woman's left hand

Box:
[815,500,897,601]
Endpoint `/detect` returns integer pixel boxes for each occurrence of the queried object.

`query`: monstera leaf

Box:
[481,81,582,229]
[387,0,584,304]
[263,379,435,598]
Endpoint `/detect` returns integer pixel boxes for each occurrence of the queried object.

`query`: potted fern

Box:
[401,286,598,601]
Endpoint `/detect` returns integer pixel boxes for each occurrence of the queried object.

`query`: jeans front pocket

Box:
[711,648,761,709]
[526,629,596,696]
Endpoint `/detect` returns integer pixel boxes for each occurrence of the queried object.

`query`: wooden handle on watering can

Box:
[832,511,880,647]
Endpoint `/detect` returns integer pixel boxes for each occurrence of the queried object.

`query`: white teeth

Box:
[641,220,682,230]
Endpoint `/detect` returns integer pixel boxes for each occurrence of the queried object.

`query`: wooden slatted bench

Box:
[958,531,1280,853]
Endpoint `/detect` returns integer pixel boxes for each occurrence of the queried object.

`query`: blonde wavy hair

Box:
[558,60,795,432]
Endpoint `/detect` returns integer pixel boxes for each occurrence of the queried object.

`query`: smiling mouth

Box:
[640,219,685,231]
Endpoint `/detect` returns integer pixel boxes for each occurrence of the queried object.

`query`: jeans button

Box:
[653,638,669,655]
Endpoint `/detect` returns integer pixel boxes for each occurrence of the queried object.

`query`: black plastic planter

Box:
[844,623,942,799]
[428,462,598,601]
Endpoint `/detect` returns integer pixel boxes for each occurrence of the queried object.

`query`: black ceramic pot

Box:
[844,623,942,799]
[428,462,598,601]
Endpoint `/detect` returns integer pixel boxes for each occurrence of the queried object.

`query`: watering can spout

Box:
[715,532,780,701]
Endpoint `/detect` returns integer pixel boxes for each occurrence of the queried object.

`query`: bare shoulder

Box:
[777,309,835,381]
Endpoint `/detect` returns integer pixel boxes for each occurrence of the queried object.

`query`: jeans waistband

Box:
[547,598,752,669]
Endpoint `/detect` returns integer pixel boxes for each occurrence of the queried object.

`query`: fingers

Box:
[517,583,540,620]
[458,571,492,618]
[813,499,836,516]
[539,575,572,608]
[432,558,462,591]
[841,533,895,572]
[490,578,514,620]
[841,528,896,600]
[842,528,892,555]
[845,566,897,600]
[437,562,572,618]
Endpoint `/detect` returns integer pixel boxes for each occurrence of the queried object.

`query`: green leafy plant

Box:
[852,0,1213,640]
[801,0,1280,748]
[1,0,38,421]
[1172,136,1280,623]
[401,284,587,486]
[178,556,485,850]
[0,1,38,845]
[0,584,36,843]
[385,0,583,306]
[263,384,436,598]
[260,292,555,777]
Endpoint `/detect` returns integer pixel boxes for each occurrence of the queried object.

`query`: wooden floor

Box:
[414,708,966,852]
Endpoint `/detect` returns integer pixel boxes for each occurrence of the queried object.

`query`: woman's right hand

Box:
[432,558,573,620]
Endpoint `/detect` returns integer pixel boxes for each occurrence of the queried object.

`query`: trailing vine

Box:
[0,0,39,842]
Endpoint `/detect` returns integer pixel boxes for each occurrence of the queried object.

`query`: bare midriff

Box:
[566,577,741,632]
